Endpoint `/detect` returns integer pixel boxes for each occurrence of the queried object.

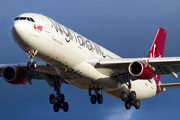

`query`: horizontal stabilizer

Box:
[160,83,180,89]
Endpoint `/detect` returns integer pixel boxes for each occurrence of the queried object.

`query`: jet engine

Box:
[128,61,154,79]
[2,66,27,85]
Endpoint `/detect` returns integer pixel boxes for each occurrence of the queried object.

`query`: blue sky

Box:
[1,0,180,120]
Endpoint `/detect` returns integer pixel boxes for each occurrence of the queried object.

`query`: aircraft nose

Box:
[11,20,29,46]
[11,21,23,34]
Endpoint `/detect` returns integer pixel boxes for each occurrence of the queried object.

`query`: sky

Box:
[1,0,180,120]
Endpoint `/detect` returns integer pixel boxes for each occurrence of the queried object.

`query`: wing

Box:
[0,62,68,86]
[87,57,180,78]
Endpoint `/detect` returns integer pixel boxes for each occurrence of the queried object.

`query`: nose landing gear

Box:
[26,50,38,69]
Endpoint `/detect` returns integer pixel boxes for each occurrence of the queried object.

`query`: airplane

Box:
[1,13,180,112]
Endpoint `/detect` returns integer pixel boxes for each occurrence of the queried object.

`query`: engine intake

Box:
[128,61,154,79]
[2,66,27,85]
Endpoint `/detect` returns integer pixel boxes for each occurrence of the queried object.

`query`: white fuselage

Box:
[11,13,158,100]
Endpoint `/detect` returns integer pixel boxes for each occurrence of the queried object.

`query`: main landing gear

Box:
[89,88,103,104]
[26,50,38,69]
[117,73,140,110]
[49,76,69,112]
[121,91,140,110]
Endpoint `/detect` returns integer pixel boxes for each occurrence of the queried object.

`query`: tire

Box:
[121,91,127,101]
[27,62,31,69]
[97,94,103,104]
[32,62,37,69]
[62,102,69,112]
[130,91,136,101]
[53,102,60,112]
[49,94,55,104]
[91,95,96,104]
[125,101,131,110]
[57,94,65,103]
[134,99,140,109]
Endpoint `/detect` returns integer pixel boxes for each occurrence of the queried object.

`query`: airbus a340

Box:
[1,13,180,112]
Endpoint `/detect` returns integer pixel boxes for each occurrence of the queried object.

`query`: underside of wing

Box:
[0,62,70,86]
[0,62,95,90]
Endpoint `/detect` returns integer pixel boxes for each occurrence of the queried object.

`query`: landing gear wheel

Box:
[134,99,140,109]
[57,94,65,103]
[53,102,60,112]
[27,62,37,69]
[130,91,136,101]
[125,101,131,110]
[49,94,55,104]
[121,91,127,101]
[91,94,96,104]
[32,62,37,69]
[49,76,69,112]
[27,62,31,69]
[97,94,103,104]
[62,102,69,112]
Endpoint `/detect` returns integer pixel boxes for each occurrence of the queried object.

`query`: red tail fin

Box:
[147,28,167,94]
[147,28,167,58]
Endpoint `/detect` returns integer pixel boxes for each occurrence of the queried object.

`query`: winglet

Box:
[147,27,167,58]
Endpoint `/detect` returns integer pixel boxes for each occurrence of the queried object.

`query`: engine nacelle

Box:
[2,66,27,85]
[128,61,154,79]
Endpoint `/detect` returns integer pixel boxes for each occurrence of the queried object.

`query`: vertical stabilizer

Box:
[147,28,167,58]
[148,28,167,58]
[147,28,167,94]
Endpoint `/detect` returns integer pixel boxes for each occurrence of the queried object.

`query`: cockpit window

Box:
[19,17,26,20]
[14,17,35,22]
[27,17,31,21]
[27,17,35,22]
[14,17,19,20]
[30,18,35,22]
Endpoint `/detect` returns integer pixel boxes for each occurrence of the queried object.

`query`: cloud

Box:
[103,105,134,120]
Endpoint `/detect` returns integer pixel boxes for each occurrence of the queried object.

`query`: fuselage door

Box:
[41,17,50,33]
